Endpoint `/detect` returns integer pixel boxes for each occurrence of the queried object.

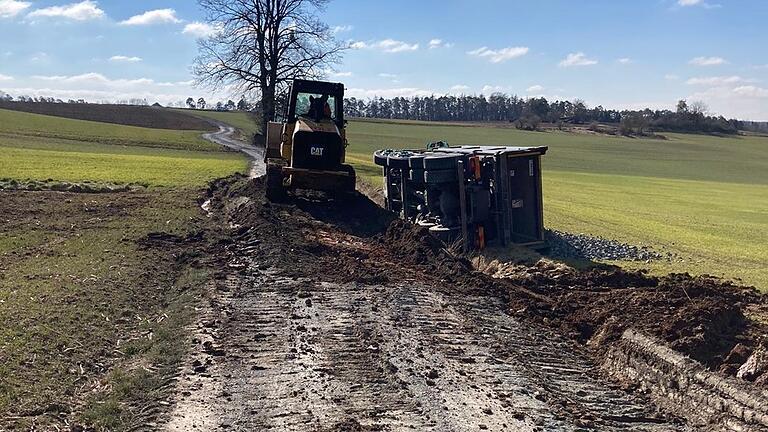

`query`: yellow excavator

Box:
[264,79,355,201]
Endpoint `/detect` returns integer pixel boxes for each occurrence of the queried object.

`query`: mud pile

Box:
[383,221,768,384]
[207,175,767,385]
[494,259,767,383]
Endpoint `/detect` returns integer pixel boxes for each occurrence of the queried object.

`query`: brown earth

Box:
[0,188,214,431]
[483,259,768,382]
[0,101,216,130]
[4,173,765,431]
[165,175,689,431]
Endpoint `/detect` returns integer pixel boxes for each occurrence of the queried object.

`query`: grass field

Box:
[0,101,215,131]
[0,108,248,187]
[344,119,768,290]
[0,106,247,429]
[0,108,220,151]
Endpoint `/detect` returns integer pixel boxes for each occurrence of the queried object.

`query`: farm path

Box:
[203,124,265,178]
[163,179,686,432]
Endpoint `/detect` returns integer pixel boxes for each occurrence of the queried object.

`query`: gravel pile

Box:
[546,230,667,262]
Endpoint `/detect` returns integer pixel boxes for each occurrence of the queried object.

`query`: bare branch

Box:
[193,0,346,135]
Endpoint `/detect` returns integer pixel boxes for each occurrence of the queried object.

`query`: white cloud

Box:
[182,22,220,38]
[618,58,632,64]
[378,73,398,79]
[481,85,507,94]
[0,0,30,18]
[450,84,470,92]
[4,74,236,106]
[119,8,180,26]
[559,52,598,67]
[428,39,452,49]
[331,25,353,33]
[346,87,434,98]
[687,86,768,120]
[31,73,154,87]
[351,39,418,53]
[732,86,768,98]
[376,39,418,53]
[677,0,721,8]
[527,85,545,93]
[27,0,105,21]
[30,52,49,62]
[325,70,352,78]
[689,56,727,66]
[685,76,750,86]
[109,55,142,63]
[0,73,13,81]
[468,46,529,63]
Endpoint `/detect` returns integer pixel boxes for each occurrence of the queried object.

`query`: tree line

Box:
[342,94,753,135]
[0,90,257,112]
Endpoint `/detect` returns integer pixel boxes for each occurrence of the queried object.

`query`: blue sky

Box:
[0,0,767,119]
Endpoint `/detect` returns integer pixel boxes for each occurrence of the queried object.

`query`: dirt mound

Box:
[0,101,215,131]
[495,259,766,380]
[204,175,394,285]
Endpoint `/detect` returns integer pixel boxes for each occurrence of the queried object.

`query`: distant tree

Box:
[186,97,196,109]
[676,99,689,114]
[197,97,207,110]
[226,99,236,111]
[690,100,708,115]
[216,101,224,111]
[237,97,248,111]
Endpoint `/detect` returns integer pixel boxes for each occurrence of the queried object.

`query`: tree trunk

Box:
[256,84,276,147]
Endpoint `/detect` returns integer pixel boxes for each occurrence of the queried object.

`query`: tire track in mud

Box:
[166,248,687,431]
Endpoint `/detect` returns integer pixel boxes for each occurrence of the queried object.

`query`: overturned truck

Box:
[374,144,548,251]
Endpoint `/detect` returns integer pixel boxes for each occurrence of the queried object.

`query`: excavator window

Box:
[296,92,337,121]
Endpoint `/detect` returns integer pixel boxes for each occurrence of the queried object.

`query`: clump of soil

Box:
[495,259,766,381]
[0,179,146,193]
[383,220,470,276]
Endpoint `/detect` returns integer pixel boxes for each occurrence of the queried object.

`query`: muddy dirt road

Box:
[203,125,265,178]
[164,177,688,431]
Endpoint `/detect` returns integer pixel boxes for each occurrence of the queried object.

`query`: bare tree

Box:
[193,0,346,142]
[689,100,709,116]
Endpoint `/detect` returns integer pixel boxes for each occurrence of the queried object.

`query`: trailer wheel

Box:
[373,151,389,167]
[265,164,287,202]
[424,169,457,184]
[387,156,411,169]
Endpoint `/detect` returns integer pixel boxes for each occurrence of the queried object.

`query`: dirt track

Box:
[163,175,688,431]
[202,124,265,178]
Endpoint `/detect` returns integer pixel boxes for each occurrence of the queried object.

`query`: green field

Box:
[0,109,248,187]
[0,106,248,429]
[172,108,260,140]
[344,119,768,290]
[0,108,219,151]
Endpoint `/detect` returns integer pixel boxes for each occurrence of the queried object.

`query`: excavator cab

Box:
[264,79,355,201]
